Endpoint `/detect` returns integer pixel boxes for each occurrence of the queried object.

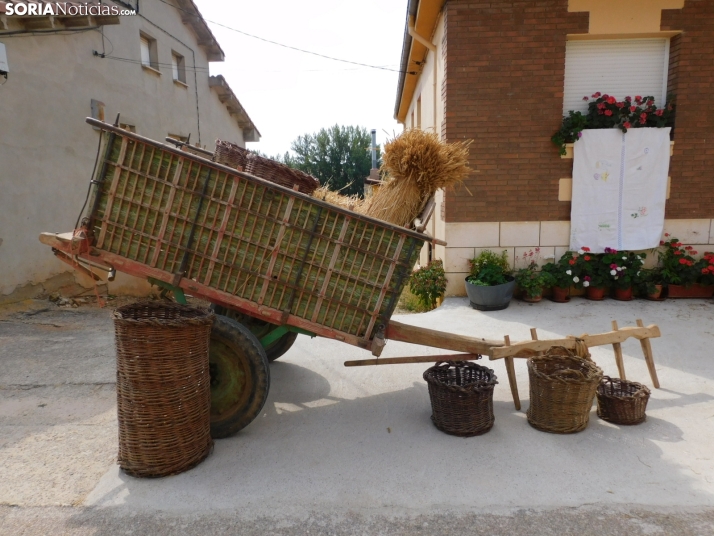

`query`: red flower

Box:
[605,110,613,116]
[625,96,632,102]
[584,255,591,261]
[635,95,643,103]
[597,103,606,110]
[664,233,670,237]
[582,247,590,252]
[640,113,648,119]
[639,117,647,124]
[679,258,688,264]
[655,109,664,117]
[583,96,589,101]
[685,246,693,250]
[607,96,616,104]
[569,259,576,265]
[592,92,602,98]
[674,251,683,256]
[602,94,609,99]
[647,99,654,106]
[623,122,632,129]
[630,106,637,112]
[692,250,698,255]
[616,102,625,108]
[659,240,665,246]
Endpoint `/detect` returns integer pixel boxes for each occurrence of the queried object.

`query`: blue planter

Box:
[465,276,516,311]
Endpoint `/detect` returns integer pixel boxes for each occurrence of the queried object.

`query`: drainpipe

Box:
[408,15,438,136]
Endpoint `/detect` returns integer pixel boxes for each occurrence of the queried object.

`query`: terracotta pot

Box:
[551,286,570,303]
[667,284,714,299]
[613,287,633,301]
[586,286,606,301]
[647,285,664,300]
[522,292,542,303]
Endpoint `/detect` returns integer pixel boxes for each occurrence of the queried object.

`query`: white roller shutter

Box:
[563,39,669,115]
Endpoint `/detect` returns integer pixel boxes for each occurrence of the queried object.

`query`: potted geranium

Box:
[636,268,665,300]
[602,250,646,301]
[515,262,555,303]
[575,247,608,300]
[465,250,515,310]
[552,93,674,155]
[541,251,580,302]
[658,236,714,298]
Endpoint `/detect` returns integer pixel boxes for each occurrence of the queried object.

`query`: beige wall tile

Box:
[540,221,571,247]
[514,247,555,269]
[500,222,540,247]
[710,220,714,245]
[445,272,468,297]
[555,246,571,261]
[445,222,500,247]
[663,219,711,244]
[444,247,475,273]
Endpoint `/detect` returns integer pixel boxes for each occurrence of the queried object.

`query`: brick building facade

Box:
[395,0,714,295]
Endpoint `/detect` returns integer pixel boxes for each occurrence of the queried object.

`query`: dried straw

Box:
[363,129,472,226]
[312,185,364,211]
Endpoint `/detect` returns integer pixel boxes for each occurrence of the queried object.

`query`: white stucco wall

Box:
[0,3,252,300]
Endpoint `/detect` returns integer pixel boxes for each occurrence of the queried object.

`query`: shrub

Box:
[409,260,447,310]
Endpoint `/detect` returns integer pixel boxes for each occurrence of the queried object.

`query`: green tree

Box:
[288,125,379,197]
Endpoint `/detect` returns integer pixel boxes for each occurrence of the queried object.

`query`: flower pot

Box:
[522,292,542,303]
[586,286,606,301]
[465,276,516,311]
[550,286,570,303]
[613,287,633,301]
[647,284,664,301]
[667,284,714,299]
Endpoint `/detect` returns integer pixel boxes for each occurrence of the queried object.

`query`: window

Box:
[171,51,186,84]
[563,38,670,115]
[140,32,158,71]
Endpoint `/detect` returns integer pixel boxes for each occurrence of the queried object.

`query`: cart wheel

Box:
[210,305,298,362]
[209,315,270,439]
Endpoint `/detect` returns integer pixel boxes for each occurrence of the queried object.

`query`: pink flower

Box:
[625,96,632,102]
[655,109,664,117]
[592,92,601,98]
[635,95,643,104]
[583,96,589,101]
[623,122,631,129]
[604,110,613,116]
[630,106,637,112]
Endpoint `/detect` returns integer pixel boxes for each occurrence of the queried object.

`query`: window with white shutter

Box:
[139,32,158,71]
[563,39,670,115]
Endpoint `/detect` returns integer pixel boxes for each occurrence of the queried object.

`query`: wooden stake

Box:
[344,353,481,367]
[636,319,660,388]
[503,335,521,411]
[611,320,627,380]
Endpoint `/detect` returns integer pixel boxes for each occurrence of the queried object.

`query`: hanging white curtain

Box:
[570,128,670,253]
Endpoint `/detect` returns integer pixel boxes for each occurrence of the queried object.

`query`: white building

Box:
[0,0,259,302]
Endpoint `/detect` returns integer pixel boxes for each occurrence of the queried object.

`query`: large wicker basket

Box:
[423,360,498,437]
[113,302,215,478]
[527,347,603,434]
[597,376,651,425]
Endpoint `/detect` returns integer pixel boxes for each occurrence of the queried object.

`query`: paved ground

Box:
[1,296,714,534]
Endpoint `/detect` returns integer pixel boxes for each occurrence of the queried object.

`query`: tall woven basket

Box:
[113,302,215,478]
[423,360,498,437]
[527,347,603,434]
[597,376,651,425]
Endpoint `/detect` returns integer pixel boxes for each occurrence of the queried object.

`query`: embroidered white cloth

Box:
[570,127,670,253]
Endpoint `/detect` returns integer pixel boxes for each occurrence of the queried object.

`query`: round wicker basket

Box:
[597,376,651,425]
[423,360,498,437]
[527,347,603,434]
[113,302,215,478]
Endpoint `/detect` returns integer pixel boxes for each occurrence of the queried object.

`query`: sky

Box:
[193,0,407,157]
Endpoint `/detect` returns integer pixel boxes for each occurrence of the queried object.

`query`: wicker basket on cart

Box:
[423,360,498,436]
[527,347,603,434]
[214,139,320,195]
[597,376,651,425]
[113,302,215,478]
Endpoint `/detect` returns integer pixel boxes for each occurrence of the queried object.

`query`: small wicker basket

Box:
[423,360,498,437]
[113,302,215,478]
[527,347,603,434]
[597,376,651,425]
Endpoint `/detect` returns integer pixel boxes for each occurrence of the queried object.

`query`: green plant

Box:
[552,93,675,155]
[635,268,664,296]
[467,250,511,286]
[574,247,608,289]
[409,260,447,310]
[515,262,556,298]
[542,251,581,288]
[601,250,646,289]
[658,235,700,286]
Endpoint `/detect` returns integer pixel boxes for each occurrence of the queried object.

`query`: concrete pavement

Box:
[1,297,714,534]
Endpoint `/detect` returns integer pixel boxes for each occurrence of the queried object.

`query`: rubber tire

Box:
[210,305,298,362]
[209,315,270,439]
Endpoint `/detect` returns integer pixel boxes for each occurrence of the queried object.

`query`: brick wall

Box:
[662,0,714,219]
[442,0,713,223]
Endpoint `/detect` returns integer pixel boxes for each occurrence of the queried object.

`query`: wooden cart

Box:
[41,119,661,438]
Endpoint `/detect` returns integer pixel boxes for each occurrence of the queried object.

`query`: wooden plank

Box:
[611,320,627,380]
[489,325,661,360]
[385,319,504,355]
[636,319,661,388]
[96,136,128,248]
[39,232,88,252]
[344,353,481,367]
[150,157,184,267]
[503,335,521,410]
[76,248,372,351]
[203,175,240,285]
[363,234,406,339]
[311,215,351,322]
